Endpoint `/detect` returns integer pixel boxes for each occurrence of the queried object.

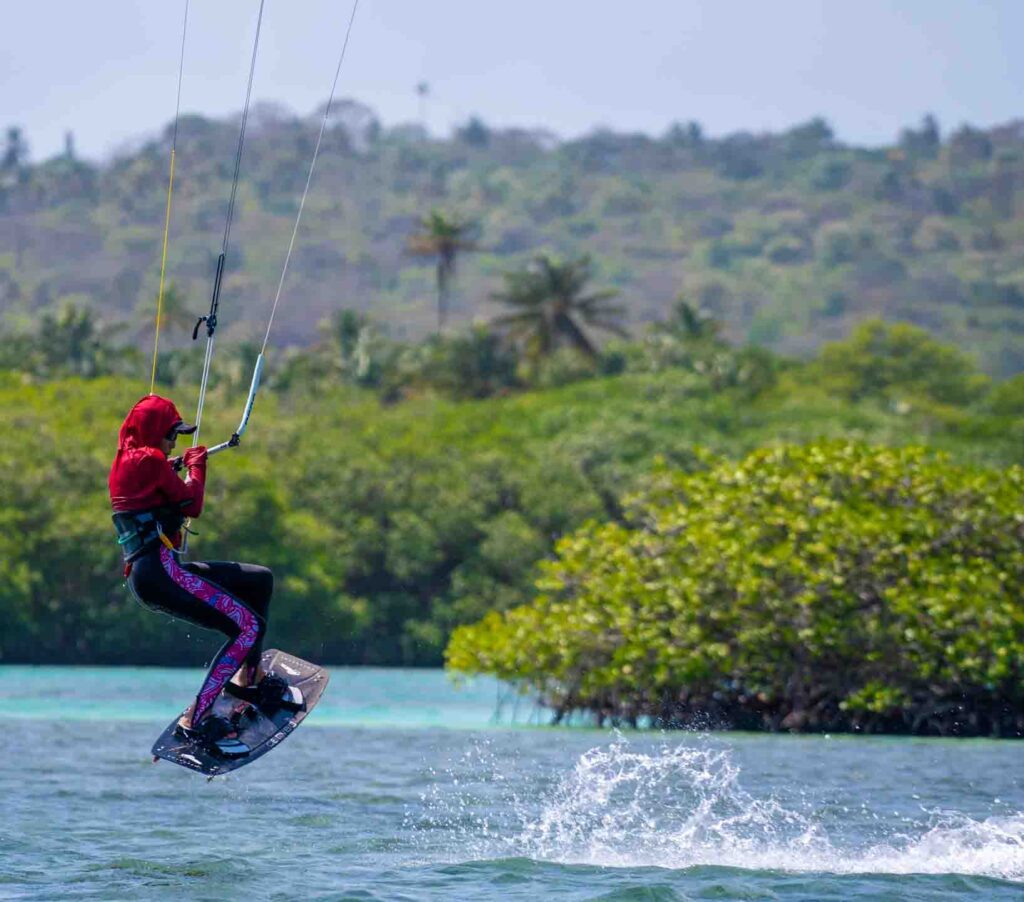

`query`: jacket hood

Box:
[117,395,185,451]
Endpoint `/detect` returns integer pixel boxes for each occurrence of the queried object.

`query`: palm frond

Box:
[554,311,597,358]
[489,253,623,359]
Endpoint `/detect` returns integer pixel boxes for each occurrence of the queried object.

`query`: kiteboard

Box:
[152,648,329,778]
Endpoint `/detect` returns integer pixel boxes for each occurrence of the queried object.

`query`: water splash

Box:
[411,734,1024,881]
[514,739,822,869]
[861,814,1024,879]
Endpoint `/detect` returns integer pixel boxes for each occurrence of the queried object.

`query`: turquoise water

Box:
[2,667,1023,900]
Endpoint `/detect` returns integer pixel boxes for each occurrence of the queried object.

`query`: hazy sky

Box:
[5,1,1024,161]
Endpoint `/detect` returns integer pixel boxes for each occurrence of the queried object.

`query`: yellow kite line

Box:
[149,0,190,395]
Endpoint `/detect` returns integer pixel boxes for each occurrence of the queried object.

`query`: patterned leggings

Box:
[128,546,272,724]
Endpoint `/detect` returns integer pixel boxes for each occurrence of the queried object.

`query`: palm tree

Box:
[2,127,28,170]
[37,300,131,377]
[491,254,627,360]
[408,210,478,333]
[655,297,721,342]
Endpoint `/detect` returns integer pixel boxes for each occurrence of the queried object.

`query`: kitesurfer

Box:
[109,395,298,757]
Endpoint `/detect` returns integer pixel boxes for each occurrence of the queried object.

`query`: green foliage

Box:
[609,301,778,398]
[320,309,396,389]
[447,442,1024,736]
[396,326,520,399]
[456,116,491,149]
[764,235,808,265]
[526,347,599,389]
[783,118,834,159]
[0,300,141,379]
[985,373,1024,417]
[948,125,993,168]
[818,224,871,267]
[899,114,941,160]
[808,157,852,191]
[2,305,1023,673]
[816,319,989,405]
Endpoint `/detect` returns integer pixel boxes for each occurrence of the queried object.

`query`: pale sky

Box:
[5,0,1024,162]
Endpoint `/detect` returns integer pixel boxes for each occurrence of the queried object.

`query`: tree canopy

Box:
[448,442,1024,736]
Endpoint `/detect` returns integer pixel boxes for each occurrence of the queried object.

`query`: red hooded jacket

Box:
[109,396,207,546]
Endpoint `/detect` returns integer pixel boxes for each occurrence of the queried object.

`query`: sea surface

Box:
[2,666,1023,900]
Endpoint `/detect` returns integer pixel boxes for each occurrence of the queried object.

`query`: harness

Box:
[111,506,187,563]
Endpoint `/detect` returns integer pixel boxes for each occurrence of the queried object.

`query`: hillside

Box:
[3,108,1024,373]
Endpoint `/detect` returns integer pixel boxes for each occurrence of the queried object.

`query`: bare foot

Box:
[178,705,195,730]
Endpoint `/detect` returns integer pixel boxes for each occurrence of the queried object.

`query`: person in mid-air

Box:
[109,395,299,757]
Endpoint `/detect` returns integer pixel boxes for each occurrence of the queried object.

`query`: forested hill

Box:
[3,108,1024,374]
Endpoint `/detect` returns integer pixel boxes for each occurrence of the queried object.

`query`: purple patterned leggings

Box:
[128,546,272,724]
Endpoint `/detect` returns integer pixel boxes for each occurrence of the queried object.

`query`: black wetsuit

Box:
[128,545,272,723]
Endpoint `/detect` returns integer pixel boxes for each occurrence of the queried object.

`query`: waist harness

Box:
[111,506,187,562]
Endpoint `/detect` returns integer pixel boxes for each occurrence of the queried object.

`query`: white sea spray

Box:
[411,733,1024,881]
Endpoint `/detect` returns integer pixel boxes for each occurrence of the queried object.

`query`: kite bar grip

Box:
[235,353,264,439]
[169,354,264,465]
[171,436,235,467]
[208,434,240,457]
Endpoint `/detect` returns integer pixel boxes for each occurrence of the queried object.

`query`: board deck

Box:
[152,649,329,777]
